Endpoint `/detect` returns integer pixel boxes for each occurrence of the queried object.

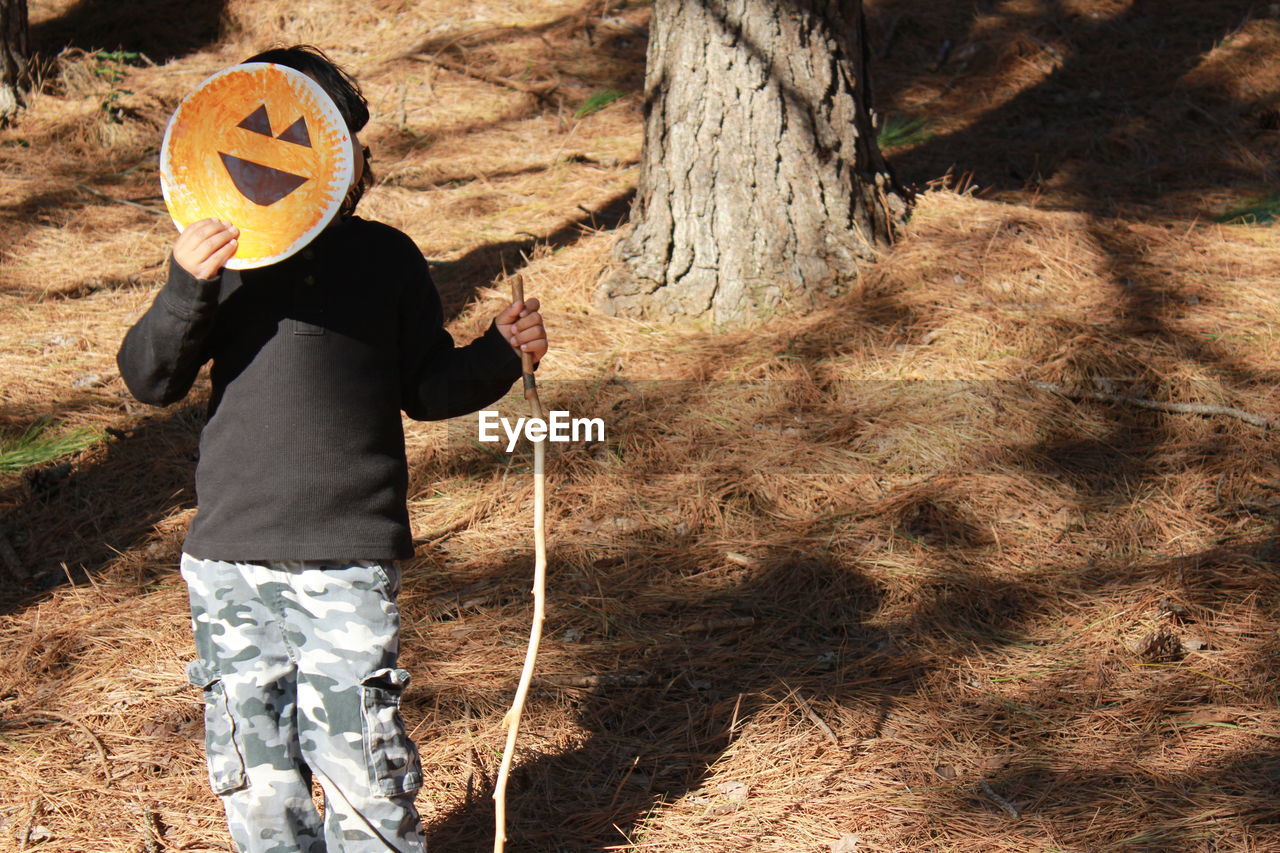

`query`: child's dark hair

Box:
[241,44,373,216]
[242,44,368,132]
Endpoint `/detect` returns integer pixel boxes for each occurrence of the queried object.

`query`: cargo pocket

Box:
[360,667,423,796]
[186,659,248,794]
[369,561,401,599]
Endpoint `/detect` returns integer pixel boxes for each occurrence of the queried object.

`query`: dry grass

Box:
[3,0,1280,851]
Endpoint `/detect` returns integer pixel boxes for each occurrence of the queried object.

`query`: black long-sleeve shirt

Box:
[118,216,521,560]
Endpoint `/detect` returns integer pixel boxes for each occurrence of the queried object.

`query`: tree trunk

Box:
[599,0,906,324]
[0,0,29,124]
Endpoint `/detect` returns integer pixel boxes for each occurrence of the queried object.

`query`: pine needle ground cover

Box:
[2,1,1279,851]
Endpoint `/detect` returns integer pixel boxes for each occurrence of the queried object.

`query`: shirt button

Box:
[303,274,316,286]
[303,249,315,261]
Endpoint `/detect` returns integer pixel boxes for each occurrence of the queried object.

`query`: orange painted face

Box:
[161,63,354,269]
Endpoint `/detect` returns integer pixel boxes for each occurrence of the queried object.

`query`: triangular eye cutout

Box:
[237,105,273,136]
[276,116,312,148]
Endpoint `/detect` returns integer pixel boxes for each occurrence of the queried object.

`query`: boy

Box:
[118,46,546,852]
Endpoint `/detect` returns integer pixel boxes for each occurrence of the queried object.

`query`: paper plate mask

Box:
[160,62,355,269]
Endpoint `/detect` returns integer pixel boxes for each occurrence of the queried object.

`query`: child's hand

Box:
[495,297,547,365]
[173,219,239,280]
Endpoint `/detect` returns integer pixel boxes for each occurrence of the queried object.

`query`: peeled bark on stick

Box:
[493,275,548,853]
[599,0,906,324]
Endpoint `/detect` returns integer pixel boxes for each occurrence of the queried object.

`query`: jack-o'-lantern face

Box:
[160,63,354,269]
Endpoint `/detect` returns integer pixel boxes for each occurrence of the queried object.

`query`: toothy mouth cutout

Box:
[218,153,308,206]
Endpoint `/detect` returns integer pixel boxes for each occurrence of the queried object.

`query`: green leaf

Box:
[575,89,626,119]
[0,417,103,473]
[1216,191,1280,225]
[877,114,934,149]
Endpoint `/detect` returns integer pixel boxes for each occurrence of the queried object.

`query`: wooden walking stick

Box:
[493,274,547,853]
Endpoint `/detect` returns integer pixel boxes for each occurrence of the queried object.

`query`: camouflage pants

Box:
[180,554,427,853]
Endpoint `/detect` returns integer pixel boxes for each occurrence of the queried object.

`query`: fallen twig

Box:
[18,798,39,851]
[420,581,497,621]
[876,14,904,60]
[978,779,1022,818]
[0,527,27,580]
[32,712,111,784]
[930,39,954,72]
[1032,381,1278,429]
[140,801,161,853]
[1026,34,1065,65]
[533,672,659,689]
[409,54,556,102]
[792,690,840,746]
[678,615,755,633]
[75,184,167,216]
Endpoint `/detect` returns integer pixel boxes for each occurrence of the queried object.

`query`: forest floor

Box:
[2,0,1280,851]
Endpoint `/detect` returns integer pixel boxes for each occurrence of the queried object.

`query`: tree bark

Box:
[599,0,906,324]
[0,0,30,124]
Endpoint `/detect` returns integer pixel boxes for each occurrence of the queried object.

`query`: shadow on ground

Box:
[403,364,1280,849]
[3,1,1279,848]
[431,189,634,319]
[868,0,1270,214]
[32,0,228,63]
[0,401,201,616]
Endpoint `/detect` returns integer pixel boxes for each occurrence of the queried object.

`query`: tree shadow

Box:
[0,400,202,616]
[31,0,229,63]
[5,2,1279,848]
[387,156,1280,844]
[411,539,898,851]
[400,371,1280,848]
[431,188,634,320]
[869,0,1269,214]
[401,0,649,96]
